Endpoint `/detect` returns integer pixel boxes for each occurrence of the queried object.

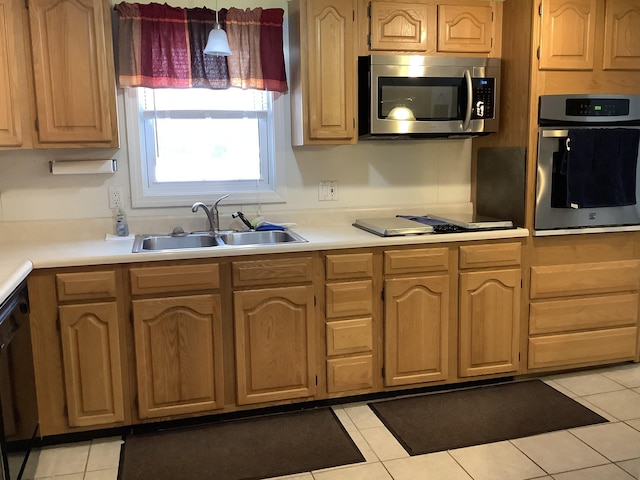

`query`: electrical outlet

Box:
[108,186,123,209]
[319,181,338,201]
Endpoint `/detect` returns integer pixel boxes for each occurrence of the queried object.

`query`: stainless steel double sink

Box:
[132,230,307,253]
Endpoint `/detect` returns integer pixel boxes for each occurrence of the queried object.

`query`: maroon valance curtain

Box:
[114,3,288,93]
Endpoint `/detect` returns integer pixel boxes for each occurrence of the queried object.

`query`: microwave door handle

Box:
[462,69,472,131]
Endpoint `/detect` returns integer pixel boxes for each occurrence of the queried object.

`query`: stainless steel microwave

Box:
[358,55,501,138]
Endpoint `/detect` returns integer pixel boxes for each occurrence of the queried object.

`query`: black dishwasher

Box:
[0,281,38,480]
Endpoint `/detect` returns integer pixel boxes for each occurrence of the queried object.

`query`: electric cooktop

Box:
[353,214,513,237]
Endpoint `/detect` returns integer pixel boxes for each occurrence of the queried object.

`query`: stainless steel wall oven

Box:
[535,94,640,233]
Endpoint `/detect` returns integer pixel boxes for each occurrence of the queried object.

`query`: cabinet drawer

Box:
[232,256,313,287]
[326,318,373,356]
[326,281,373,319]
[530,260,640,299]
[384,248,449,275]
[459,243,521,269]
[326,355,374,393]
[325,253,373,280]
[530,294,639,335]
[130,263,220,295]
[528,327,638,369]
[56,270,117,301]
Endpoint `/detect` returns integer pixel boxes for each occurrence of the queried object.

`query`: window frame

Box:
[123,85,288,209]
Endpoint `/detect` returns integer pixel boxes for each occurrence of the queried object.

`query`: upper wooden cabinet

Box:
[0,0,118,149]
[289,0,357,145]
[437,3,496,54]
[370,2,430,51]
[28,0,118,147]
[364,0,502,57]
[538,0,597,70]
[0,0,31,148]
[603,0,640,70]
[538,0,640,71]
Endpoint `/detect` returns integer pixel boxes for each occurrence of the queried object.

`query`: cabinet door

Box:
[437,3,495,54]
[58,302,125,427]
[384,275,449,386]
[306,0,355,142]
[28,0,118,146]
[0,0,28,148]
[370,1,429,51]
[539,0,597,70]
[132,294,224,419]
[603,0,640,70]
[234,285,316,405]
[459,269,520,377]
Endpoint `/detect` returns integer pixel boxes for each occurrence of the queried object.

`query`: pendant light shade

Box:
[204,24,231,56]
[204,7,231,57]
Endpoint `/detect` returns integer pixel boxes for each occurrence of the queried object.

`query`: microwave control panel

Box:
[472,78,495,119]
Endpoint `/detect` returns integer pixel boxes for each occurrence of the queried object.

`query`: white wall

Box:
[0,90,472,225]
[0,0,472,229]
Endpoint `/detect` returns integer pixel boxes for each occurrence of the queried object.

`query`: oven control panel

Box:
[566,98,630,116]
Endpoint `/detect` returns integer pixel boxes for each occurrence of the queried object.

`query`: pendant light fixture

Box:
[204,1,231,56]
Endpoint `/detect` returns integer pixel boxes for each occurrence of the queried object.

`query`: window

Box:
[125,86,287,208]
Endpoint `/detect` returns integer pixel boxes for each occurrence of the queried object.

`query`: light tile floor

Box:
[24,363,640,480]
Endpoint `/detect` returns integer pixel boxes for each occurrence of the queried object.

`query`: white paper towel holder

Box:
[50,159,117,175]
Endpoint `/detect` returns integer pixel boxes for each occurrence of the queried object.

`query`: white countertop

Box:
[0,224,529,303]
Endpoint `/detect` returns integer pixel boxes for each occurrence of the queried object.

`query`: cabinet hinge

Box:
[367,2,371,18]
[24,0,28,9]
[315,375,318,386]
[367,33,371,47]
[313,295,317,307]
[537,46,541,59]
[538,2,542,16]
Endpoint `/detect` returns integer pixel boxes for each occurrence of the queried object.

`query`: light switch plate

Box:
[319,181,338,201]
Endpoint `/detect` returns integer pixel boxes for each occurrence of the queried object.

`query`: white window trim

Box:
[123,88,288,208]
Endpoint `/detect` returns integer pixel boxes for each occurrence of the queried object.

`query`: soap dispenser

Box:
[115,206,129,236]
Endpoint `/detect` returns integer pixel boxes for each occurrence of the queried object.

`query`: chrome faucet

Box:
[191,194,229,232]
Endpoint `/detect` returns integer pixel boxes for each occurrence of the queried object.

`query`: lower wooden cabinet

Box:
[28,268,130,436]
[384,275,449,386]
[528,327,638,369]
[234,286,316,405]
[132,294,224,418]
[459,269,521,377]
[528,254,640,371]
[59,301,125,427]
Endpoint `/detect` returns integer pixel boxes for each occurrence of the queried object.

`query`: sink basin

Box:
[132,230,307,252]
[133,232,223,252]
[217,230,307,245]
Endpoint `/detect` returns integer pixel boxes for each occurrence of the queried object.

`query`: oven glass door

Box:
[535,126,640,231]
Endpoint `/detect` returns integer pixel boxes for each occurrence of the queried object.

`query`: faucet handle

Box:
[213,194,230,208]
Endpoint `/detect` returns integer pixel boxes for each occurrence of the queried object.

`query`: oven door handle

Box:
[462,69,472,131]
[542,129,569,137]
